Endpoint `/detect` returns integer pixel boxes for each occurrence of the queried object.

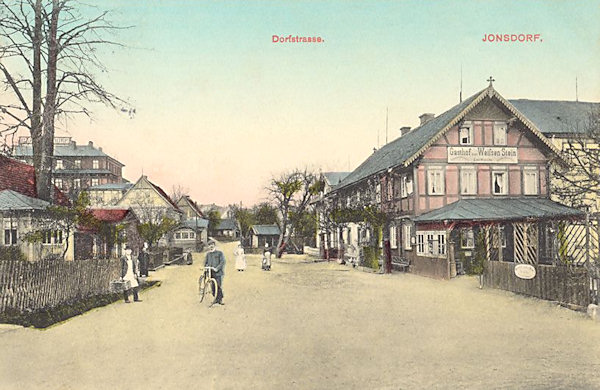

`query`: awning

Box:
[413,198,585,224]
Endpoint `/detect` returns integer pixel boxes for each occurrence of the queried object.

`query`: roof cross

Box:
[487,76,495,86]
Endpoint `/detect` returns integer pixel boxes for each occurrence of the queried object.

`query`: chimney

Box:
[71,141,76,149]
[99,147,103,152]
[400,126,411,136]
[88,141,93,147]
[419,113,435,125]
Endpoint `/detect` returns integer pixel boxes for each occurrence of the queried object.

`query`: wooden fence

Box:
[483,261,591,308]
[0,258,120,313]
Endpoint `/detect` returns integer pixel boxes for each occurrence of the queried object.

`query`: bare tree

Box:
[0,0,129,201]
[267,168,321,258]
[170,184,189,204]
[552,109,600,210]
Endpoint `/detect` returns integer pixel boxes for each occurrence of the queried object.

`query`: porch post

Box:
[497,224,503,262]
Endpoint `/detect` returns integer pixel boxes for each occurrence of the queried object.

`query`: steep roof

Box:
[0,189,50,211]
[0,155,69,206]
[414,198,584,223]
[508,99,600,135]
[120,175,182,213]
[323,172,351,187]
[250,224,281,236]
[334,86,562,192]
[177,195,204,217]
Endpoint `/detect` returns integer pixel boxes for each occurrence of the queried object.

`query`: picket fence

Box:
[0,258,120,313]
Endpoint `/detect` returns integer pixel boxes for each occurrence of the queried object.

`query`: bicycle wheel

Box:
[206,278,219,306]
[198,275,207,302]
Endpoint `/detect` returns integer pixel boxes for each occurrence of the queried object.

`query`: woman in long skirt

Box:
[234,243,246,271]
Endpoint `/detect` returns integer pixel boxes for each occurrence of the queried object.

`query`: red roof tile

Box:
[0,155,69,206]
[89,208,130,223]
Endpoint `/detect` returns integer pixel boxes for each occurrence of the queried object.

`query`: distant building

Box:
[172,218,209,251]
[248,224,280,249]
[177,195,204,220]
[86,182,133,207]
[13,136,126,200]
[215,218,240,238]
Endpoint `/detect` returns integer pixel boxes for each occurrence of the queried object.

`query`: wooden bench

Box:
[391,256,410,272]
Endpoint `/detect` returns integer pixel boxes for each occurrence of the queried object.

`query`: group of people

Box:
[119,239,276,306]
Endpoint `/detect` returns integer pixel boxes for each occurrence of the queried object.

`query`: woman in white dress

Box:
[234,243,246,271]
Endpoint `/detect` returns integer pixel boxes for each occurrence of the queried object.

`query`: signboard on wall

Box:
[514,263,536,280]
[447,146,518,163]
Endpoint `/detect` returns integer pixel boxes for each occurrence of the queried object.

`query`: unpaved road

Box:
[1,241,600,389]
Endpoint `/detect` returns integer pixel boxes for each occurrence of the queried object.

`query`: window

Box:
[73,179,81,189]
[460,168,477,195]
[417,230,447,257]
[401,175,414,198]
[56,159,64,169]
[42,230,62,245]
[427,168,444,195]
[92,160,99,169]
[91,178,99,187]
[493,122,507,145]
[417,234,425,254]
[175,233,181,239]
[403,223,413,250]
[386,179,393,201]
[523,168,538,195]
[54,178,63,189]
[492,171,507,195]
[4,228,17,245]
[459,122,473,145]
[182,232,189,239]
[390,225,397,249]
[74,160,81,168]
[190,232,196,239]
[375,183,381,203]
[461,228,475,249]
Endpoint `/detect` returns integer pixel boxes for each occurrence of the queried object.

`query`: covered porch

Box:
[413,197,586,279]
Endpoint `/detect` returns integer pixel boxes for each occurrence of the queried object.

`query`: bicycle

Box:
[198,266,219,307]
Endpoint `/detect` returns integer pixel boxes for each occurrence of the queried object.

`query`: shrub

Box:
[0,246,27,261]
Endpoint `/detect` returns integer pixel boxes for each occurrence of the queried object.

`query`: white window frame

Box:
[493,122,507,146]
[390,225,397,249]
[375,183,381,203]
[55,159,63,169]
[175,232,182,239]
[492,170,508,195]
[523,167,539,195]
[460,167,477,195]
[4,228,17,245]
[42,230,63,245]
[403,223,412,250]
[91,178,99,187]
[73,178,81,189]
[92,160,99,169]
[417,230,447,257]
[74,160,81,169]
[461,228,475,249]
[401,175,413,198]
[459,121,473,145]
[54,178,63,189]
[386,179,393,201]
[427,168,445,195]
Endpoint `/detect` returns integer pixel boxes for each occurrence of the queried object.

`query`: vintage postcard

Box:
[1,1,600,389]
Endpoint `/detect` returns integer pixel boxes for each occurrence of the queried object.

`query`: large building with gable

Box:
[320,82,588,279]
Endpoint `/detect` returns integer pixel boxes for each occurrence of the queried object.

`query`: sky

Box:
[8,0,600,206]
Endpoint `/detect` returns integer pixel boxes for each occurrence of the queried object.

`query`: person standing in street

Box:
[204,239,226,305]
[138,242,149,277]
[234,243,246,271]
[121,246,141,303]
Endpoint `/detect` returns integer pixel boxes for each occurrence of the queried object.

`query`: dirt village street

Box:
[1,241,600,390]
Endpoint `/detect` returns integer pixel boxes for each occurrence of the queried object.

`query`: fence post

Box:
[586,212,590,266]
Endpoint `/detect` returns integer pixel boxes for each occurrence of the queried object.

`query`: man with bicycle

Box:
[204,239,226,305]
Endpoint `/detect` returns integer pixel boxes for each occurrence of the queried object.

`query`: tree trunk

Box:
[31,0,46,201]
[276,209,289,258]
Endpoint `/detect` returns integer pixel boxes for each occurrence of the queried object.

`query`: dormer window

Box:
[493,122,507,145]
[459,122,473,145]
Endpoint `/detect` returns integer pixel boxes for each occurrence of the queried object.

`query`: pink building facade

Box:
[322,84,584,279]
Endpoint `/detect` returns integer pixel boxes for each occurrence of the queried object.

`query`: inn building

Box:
[320,81,585,279]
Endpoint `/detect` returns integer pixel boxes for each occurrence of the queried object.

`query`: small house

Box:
[248,224,281,249]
